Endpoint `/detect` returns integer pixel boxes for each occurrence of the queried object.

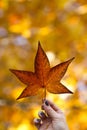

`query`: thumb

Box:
[42,100,58,119]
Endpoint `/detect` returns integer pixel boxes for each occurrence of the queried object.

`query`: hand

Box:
[34,99,69,130]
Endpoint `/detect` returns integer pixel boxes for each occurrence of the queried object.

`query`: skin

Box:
[34,99,69,130]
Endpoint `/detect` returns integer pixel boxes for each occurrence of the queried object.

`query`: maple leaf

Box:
[10,41,74,100]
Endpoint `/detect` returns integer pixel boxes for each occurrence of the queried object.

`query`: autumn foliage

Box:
[0,0,87,130]
[10,42,74,100]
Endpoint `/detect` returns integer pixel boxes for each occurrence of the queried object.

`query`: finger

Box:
[38,111,47,120]
[42,99,62,113]
[42,100,58,119]
[46,99,62,113]
[33,118,41,129]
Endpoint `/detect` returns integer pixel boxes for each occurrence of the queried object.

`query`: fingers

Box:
[38,111,47,120]
[34,118,41,129]
[41,99,63,119]
[34,111,47,129]
[45,99,60,112]
[42,100,58,119]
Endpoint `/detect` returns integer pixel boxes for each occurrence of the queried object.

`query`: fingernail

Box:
[40,111,44,116]
[34,118,40,123]
[45,100,49,106]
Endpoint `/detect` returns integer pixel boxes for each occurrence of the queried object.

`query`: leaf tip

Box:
[71,57,75,61]
[38,41,42,49]
[69,57,75,63]
[38,40,41,45]
[9,69,17,75]
[16,94,23,100]
[16,97,20,100]
[69,90,73,94]
[66,57,75,66]
[37,41,44,55]
[9,69,14,73]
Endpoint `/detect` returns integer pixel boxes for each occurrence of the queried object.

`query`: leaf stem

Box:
[44,88,46,99]
[42,88,46,103]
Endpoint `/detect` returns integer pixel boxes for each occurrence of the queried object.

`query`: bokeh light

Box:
[0,0,87,130]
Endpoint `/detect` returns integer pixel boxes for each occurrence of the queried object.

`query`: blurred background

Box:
[0,0,87,130]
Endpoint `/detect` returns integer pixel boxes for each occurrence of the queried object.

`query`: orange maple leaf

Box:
[10,42,74,100]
